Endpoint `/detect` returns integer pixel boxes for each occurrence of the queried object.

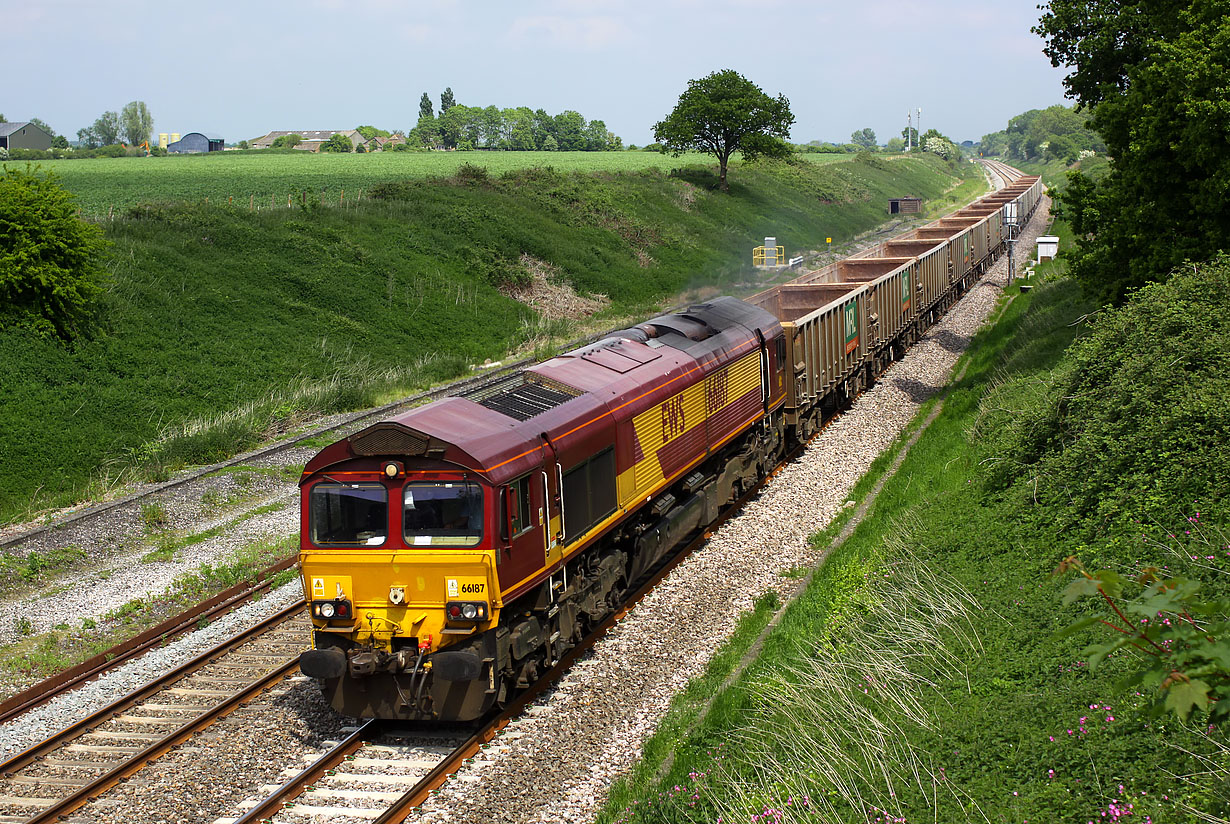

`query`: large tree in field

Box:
[120,101,153,146]
[653,69,794,190]
[1035,0,1230,302]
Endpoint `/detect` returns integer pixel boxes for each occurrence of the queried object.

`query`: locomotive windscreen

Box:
[310,483,388,547]
[403,482,484,547]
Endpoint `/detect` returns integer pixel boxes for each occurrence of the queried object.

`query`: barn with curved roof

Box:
[167,132,224,153]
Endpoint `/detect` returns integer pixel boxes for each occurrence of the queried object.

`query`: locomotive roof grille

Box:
[464,372,582,422]
[350,426,429,456]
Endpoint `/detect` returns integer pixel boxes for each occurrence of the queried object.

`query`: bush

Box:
[320,134,353,153]
[981,255,1230,539]
[0,166,108,341]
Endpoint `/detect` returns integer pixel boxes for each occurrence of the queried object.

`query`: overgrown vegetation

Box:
[601,255,1230,821]
[0,533,297,689]
[0,153,972,524]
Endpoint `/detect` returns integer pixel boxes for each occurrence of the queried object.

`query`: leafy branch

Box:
[1055,556,1230,722]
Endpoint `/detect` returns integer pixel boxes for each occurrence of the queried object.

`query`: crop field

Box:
[21,149,837,217]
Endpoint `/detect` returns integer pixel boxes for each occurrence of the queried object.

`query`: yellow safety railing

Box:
[753,246,785,266]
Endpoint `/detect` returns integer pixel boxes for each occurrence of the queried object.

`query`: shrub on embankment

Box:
[0,153,970,524]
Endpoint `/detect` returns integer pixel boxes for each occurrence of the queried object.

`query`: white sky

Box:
[4,0,1068,145]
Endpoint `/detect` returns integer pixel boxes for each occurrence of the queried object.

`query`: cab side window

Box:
[509,475,533,536]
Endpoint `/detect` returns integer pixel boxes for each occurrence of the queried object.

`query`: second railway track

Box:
[0,605,309,824]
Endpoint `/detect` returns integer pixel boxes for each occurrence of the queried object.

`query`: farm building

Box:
[367,135,406,151]
[250,129,367,152]
[0,121,53,151]
[166,132,225,153]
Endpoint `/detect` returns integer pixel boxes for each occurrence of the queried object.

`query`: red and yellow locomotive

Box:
[298,297,787,720]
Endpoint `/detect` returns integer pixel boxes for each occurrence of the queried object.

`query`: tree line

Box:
[977,104,1105,163]
[404,87,622,152]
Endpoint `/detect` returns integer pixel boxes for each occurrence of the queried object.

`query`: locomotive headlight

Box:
[445,601,487,622]
[319,602,336,618]
[383,461,403,478]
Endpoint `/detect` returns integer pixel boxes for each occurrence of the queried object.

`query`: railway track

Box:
[0,605,309,824]
[217,429,820,824]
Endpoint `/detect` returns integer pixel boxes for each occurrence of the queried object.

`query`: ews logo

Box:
[660,395,686,441]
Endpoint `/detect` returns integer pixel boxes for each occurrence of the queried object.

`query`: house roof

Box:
[257,130,359,142]
[0,122,38,138]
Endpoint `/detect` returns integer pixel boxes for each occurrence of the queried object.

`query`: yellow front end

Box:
[301,549,499,653]
[299,548,508,721]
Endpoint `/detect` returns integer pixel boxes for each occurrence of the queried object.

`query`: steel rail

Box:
[228,719,387,824]
[0,601,305,778]
[0,556,299,726]
[23,658,301,824]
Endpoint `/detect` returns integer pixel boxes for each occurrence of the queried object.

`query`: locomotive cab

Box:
[299,438,511,721]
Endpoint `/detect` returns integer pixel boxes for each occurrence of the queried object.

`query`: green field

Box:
[23,150,780,218]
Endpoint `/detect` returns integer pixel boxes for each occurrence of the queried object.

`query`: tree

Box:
[850,127,877,149]
[554,110,586,150]
[418,92,434,122]
[653,69,795,190]
[0,166,108,341]
[355,125,390,141]
[76,127,99,149]
[51,135,69,149]
[120,101,153,146]
[271,133,302,149]
[481,105,504,149]
[541,134,559,152]
[320,133,353,152]
[1035,0,1230,302]
[531,109,555,150]
[508,115,535,151]
[584,119,610,151]
[901,125,919,147]
[885,136,905,153]
[440,87,456,114]
[238,139,250,150]
[29,118,56,138]
[93,111,121,146]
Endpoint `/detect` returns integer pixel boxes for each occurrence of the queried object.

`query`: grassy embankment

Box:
[598,245,1230,821]
[30,149,856,218]
[0,152,976,526]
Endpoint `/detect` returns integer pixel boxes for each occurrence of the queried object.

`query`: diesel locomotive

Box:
[297,167,1044,721]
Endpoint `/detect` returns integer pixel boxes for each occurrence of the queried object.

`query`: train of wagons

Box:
[297,166,1044,721]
